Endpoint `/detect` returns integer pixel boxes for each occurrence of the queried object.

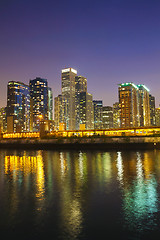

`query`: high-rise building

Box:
[113,102,120,128]
[75,76,87,129]
[155,108,160,126]
[118,83,140,128]
[7,81,30,132]
[149,94,156,126]
[61,68,77,130]
[54,94,65,130]
[102,106,113,129]
[79,92,94,129]
[0,107,7,133]
[137,84,150,126]
[48,87,53,120]
[93,100,103,129]
[29,77,48,131]
[75,76,87,93]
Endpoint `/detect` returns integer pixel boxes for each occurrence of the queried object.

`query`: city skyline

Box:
[0,68,158,109]
[2,66,156,133]
[0,0,160,108]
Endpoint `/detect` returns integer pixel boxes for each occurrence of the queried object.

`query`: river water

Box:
[0,149,160,239]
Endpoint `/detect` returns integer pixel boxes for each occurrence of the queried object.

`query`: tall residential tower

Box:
[137,84,150,126]
[61,68,77,130]
[118,83,140,128]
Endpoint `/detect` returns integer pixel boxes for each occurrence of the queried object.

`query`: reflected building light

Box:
[60,152,65,177]
[146,178,158,214]
[143,152,153,179]
[36,152,45,204]
[116,151,124,185]
[123,153,158,231]
[67,199,82,238]
[60,152,67,177]
[103,152,112,182]
[136,152,143,182]
[60,192,82,239]
[78,151,84,178]
[4,152,45,213]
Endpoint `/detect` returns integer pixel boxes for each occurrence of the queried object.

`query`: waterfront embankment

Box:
[0,136,160,150]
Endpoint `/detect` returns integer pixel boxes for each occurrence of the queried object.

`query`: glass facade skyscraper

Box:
[149,94,156,126]
[29,77,48,131]
[93,100,103,129]
[79,92,94,129]
[7,81,30,132]
[137,84,150,127]
[75,76,87,130]
[48,87,53,120]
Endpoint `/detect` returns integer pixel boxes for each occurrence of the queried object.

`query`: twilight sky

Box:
[0,0,160,108]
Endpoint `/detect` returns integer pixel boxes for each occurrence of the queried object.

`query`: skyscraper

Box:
[79,92,94,129]
[93,100,103,129]
[7,81,30,132]
[118,83,140,128]
[113,102,120,128]
[102,106,113,129]
[61,68,77,130]
[149,94,156,126]
[48,87,53,120]
[137,84,150,126]
[75,76,87,129]
[29,77,48,131]
[155,108,160,126]
[0,107,7,133]
[54,94,64,130]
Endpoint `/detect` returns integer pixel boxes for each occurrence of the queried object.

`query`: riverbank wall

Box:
[0,136,160,150]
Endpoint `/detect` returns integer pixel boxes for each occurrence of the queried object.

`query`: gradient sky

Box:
[0,0,160,108]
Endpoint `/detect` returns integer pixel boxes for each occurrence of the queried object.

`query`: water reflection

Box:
[5,152,45,213]
[116,151,158,233]
[116,152,124,186]
[1,150,160,238]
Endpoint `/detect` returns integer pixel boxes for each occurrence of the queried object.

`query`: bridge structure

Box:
[50,126,160,137]
[2,126,160,139]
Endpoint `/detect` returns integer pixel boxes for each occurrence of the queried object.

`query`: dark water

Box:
[0,149,160,239]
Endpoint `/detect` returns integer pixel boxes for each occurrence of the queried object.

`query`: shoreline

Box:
[0,138,160,150]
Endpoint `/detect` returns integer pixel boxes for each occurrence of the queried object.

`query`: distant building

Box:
[7,81,30,132]
[118,83,140,128]
[149,94,156,126]
[113,102,120,128]
[29,77,48,131]
[54,94,64,130]
[0,107,7,133]
[155,108,160,126]
[61,68,77,130]
[137,84,150,126]
[102,106,113,129]
[79,92,94,129]
[93,100,103,129]
[48,87,53,120]
[75,76,87,130]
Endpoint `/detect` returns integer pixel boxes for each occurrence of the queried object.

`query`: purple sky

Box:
[0,0,160,108]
